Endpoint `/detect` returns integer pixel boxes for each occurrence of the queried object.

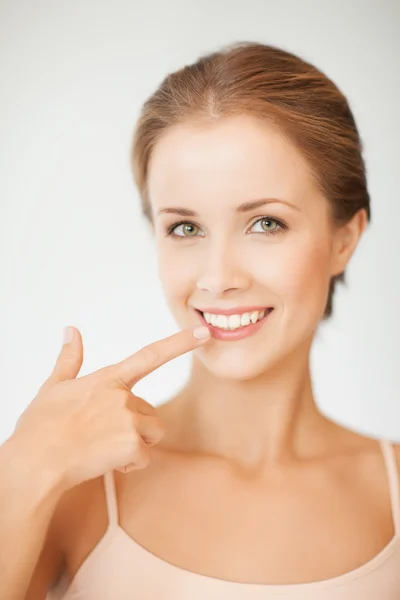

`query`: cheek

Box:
[255,240,331,308]
[157,236,331,316]
[157,248,194,301]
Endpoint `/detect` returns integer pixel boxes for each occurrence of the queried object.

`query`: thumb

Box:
[46,326,84,385]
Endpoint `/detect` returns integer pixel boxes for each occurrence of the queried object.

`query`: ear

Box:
[330,208,368,277]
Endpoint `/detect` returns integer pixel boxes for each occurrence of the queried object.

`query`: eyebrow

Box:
[157,198,301,217]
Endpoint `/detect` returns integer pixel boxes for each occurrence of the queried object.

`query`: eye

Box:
[165,216,287,239]
[249,217,287,236]
[166,221,204,239]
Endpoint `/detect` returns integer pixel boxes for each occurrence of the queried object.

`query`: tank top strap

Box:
[379,438,400,536]
[103,470,119,528]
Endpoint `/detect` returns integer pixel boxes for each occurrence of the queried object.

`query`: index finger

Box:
[113,326,210,389]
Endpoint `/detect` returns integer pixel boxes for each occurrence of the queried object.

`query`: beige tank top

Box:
[49,438,400,599]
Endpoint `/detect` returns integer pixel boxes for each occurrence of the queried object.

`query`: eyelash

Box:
[165,216,288,240]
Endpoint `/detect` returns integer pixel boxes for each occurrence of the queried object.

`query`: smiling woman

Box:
[5,41,399,600]
[94,41,399,598]
[132,41,371,323]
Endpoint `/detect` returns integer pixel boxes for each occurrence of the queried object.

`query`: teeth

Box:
[216,315,228,328]
[240,312,251,327]
[229,314,241,329]
[211,314,219,327]
[203,309,269,330]
[250,310,259,324]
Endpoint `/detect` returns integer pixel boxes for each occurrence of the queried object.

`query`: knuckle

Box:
[122,393,139,418]
[88,365,122,389]
[117,388,134,406]
[127,434,142,455]
[116,465,136,474]
[108,373,130,391]
[135,395,156,416]
[120,401,140,428]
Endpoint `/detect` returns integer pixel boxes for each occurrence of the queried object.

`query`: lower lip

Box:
[196,309,274,341]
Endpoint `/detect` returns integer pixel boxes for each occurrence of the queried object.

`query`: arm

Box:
[0,435,66,600]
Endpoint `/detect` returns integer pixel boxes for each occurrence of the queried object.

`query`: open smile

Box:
[195,308,274,342]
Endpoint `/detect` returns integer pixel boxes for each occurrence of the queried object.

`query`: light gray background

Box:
[0,0,399,445]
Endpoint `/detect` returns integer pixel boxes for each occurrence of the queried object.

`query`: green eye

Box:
[257,218,278,232]
[166,216,287,240]
[167,221,203,238]
[172,223,199,236]
[250,217,284,235]
[182,223,199,236]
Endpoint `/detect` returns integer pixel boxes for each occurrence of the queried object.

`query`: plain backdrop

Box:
[0,0,399,445]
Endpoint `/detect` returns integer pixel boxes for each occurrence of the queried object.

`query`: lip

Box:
[195,307,274,342]
[194,305,272,316]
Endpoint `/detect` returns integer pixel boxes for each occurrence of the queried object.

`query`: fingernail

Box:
[63,326,73,345]
[193,326,210,339]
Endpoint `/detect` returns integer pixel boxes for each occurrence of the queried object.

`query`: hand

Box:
[12,324,210,490]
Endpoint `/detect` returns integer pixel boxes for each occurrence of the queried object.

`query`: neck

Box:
[161,336,337,473]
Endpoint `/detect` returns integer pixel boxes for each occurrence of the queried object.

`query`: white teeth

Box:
[203,309,268,330]
[240,312,251,327]
[229,314,241,329]
[250,310,259,324]
[216,315,228,328]
[211,314,219,327]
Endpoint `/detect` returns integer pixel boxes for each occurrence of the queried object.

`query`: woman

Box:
[1,41,399,598]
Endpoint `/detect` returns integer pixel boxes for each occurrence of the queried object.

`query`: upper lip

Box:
[194,306,273,316]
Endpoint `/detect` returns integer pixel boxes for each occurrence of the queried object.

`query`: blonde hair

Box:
[130,41,371,320]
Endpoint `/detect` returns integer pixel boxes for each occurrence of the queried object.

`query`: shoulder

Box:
[329,426,400,491]
[377,438,400,496]
[390,442,400,505]
[392,442,400,472]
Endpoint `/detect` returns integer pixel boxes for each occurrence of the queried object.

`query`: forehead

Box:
[147,115,319,211]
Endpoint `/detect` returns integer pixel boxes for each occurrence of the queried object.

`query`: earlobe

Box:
[330,209,368,276]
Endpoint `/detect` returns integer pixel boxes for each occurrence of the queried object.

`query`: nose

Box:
[196,240,251,296]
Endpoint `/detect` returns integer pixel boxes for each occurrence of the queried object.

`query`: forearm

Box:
[0,435,66,600]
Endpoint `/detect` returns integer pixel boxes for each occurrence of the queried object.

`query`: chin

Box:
[193,344,284,381]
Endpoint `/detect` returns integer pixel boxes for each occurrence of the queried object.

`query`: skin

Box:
[148,114,368,469]
[26,114,400,595]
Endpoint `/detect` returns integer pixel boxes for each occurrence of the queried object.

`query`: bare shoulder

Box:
[340,428,400,495]
[393,442,400,471]
[324,421,400,484]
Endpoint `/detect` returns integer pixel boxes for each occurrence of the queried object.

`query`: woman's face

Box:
[147,115,346,380]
